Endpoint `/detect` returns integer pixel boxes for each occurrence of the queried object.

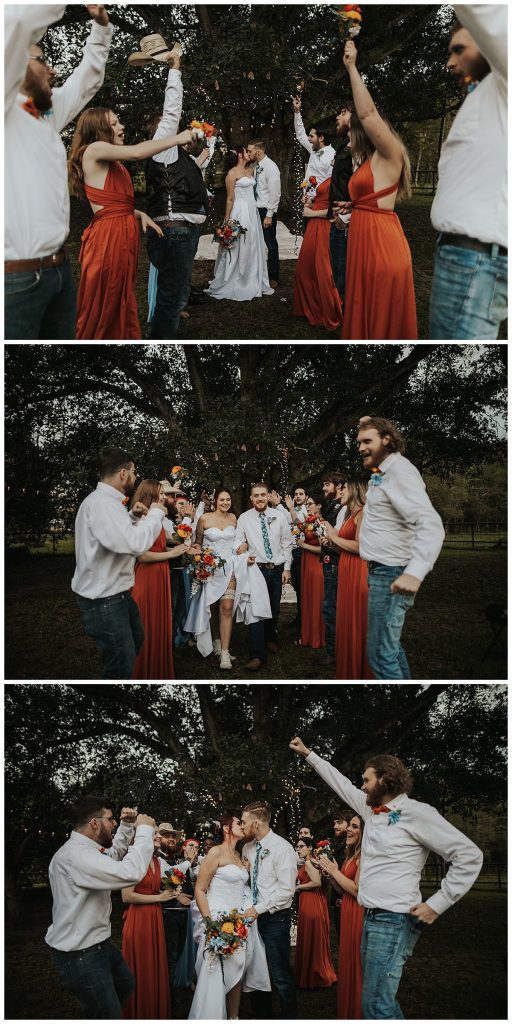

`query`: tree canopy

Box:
[5,343,506,541]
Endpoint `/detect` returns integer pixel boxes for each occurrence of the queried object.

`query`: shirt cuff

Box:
[404,557,432,582]
[254,899,268,916]
[425,891,452,916]
[135,824,155,839]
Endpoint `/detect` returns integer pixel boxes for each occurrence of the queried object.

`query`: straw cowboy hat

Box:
[128,35,183,68]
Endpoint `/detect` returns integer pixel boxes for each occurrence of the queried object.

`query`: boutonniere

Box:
[99,847,107,854]
[370,467,384,486]
[266,515,277,525]
[387,810,402,826]
[259,848,271,860]
[122,496,130,509]
[22,96,41,119]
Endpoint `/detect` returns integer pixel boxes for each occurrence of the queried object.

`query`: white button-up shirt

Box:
[235,508,294,570]
[45,823,154,951]
[71,483,165,599]
[254,155,281,217]
[359,453,444,582]
[152,68,206,226]
[5,7,113,260]
[294,112,336,185]
[430,4,507,247]
[307,751,483,916]
[242,829,297,916]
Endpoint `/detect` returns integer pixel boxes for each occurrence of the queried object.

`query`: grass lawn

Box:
[67,193,507,341]
[4,886,507,1019]
[5,548,506,680]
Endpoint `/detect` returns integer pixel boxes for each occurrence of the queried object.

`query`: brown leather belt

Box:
[438,233,507,257]
[5,248,66,273]
[155,219,194,229]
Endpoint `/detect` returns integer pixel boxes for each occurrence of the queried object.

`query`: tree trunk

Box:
[5,862,23,920]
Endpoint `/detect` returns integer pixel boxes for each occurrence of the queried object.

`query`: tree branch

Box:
[196,687,222,753]
[184,346,208,415]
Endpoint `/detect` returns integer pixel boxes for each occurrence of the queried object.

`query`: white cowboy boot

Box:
[220,650,232,670]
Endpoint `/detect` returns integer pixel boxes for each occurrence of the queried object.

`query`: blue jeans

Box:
[322,560,339,657]
[361,910,424,1019]
[75,591,144,679]
[258,209,280,282]
[171,567,193,647]
[252,909,297,1019]
[329,222,348,300]
[366,564,414,679]
[249,564,283,661]
[51,939,134,1019]
[5,258,76,339]
[147,224,201,339]
[429,242,508,339]
[290,548,302,636]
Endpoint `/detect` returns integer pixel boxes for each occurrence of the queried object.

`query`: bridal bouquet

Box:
[173,522,193,546]
[330,4,363,40]
[300,175,318,201]
[291,514,328,543]
[213,220,248,259]
[203,908,251,976]
[314,839,336,862]
[186,546,226,593]
[161,867,186,893]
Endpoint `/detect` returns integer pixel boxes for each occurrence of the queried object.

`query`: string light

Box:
[291,137,305,256]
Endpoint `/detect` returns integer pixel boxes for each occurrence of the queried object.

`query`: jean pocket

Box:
[489,271,508,322]
[436,245,479,270]
[5,270,41,295]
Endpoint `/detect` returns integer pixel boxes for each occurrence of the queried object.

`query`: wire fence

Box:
[422,859,506,892]
[442,522,507,551]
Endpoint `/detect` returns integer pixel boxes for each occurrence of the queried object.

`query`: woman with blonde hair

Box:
[129,479,194,679]
[322,478,373,679]
[340,40,417,340]
[68,103,196,339]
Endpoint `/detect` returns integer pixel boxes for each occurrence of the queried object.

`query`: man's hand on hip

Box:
[390,573,421,596]
[410,903,439,925]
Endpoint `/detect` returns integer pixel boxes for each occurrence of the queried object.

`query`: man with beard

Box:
[5,5,114,339]
[319,472,346,666]
[46,796,155,1018]
[72,446,166,678]
[292,94,336,186]
[329,809,352,940]
[429,6,507,339]
[271,485,308,640]
[290,737,483,1020]
[328,103,353,304]
[356,416,444,679]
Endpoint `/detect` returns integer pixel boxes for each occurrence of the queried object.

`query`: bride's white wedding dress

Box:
[184,526,272,655]
[206,176,274,301]
[188,864,270,1020]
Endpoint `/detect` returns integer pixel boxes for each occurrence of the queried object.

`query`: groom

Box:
[241,800,297,1019]
[235,482,293,671]
[246,139,281,287]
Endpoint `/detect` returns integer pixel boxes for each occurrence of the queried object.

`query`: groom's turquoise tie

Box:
[259,512,273,560]
[254,162,262,200]
[252,840,262,904]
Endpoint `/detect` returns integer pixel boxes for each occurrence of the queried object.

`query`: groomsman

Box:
[235,482,293,671]
[319,472,346,666]
[290,737,483,1020]
[271,485,308,639]
[292,94,336,185]
[357,416,444,679]
[246,140,281,288]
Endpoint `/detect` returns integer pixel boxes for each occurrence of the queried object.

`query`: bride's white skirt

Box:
[206,186,274,302]
[184,553,272,657]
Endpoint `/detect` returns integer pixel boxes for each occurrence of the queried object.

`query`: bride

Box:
[206,147,274,301]
[189,815,270,1020]
[184,488,238,669]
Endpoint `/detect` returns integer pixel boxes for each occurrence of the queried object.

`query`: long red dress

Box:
[341,159,417,340]
[335,512,373,680]
[132,528,174,679]
[300,538,325,648]
[337,857,363,1019]
[295,866,337,989]
[76,161,141,340]
[293,178,343,332]
[122,858,171,1019]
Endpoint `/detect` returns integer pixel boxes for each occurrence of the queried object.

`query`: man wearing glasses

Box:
[5,4,114,339]
[46,796,155,1019]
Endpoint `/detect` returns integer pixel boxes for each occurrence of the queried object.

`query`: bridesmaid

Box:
[322,479,373,680]
[130,479,191,680]
[121,829,173,1019]
[340,39,417,340]
[293,178,343,332]
[294,837,337,989]
[68,107,196,339]
[318,815,364,1019]
[296,494,326,649]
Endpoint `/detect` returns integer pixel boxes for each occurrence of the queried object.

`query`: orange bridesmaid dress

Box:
[341,159,417,340]
[337,857,363,1019]
[300,538,326,649]
[293,178,343,332]
[295,866,337,989]
[76,161,141,340]
[122,858,171,1019]
[335,513,373,680]
[132,528,174,679]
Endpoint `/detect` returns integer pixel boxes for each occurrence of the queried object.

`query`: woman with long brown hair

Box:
[130,479,193,679]
[322,478,373,680]
[340,40,417,340]
[68,105,196,339]
[317,814,364,1018]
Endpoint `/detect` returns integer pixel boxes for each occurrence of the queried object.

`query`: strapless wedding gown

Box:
[184,526,236,656]
[188,864,270,1020]
[206,176,274,301]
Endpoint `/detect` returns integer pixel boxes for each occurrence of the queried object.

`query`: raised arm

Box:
[292,97,313,154]
[454,4,507,82]
[289,738,369,818]
[343,41,403,165]
[52,9,114,132]
[83,128,196,165]
[5,4,66,114]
